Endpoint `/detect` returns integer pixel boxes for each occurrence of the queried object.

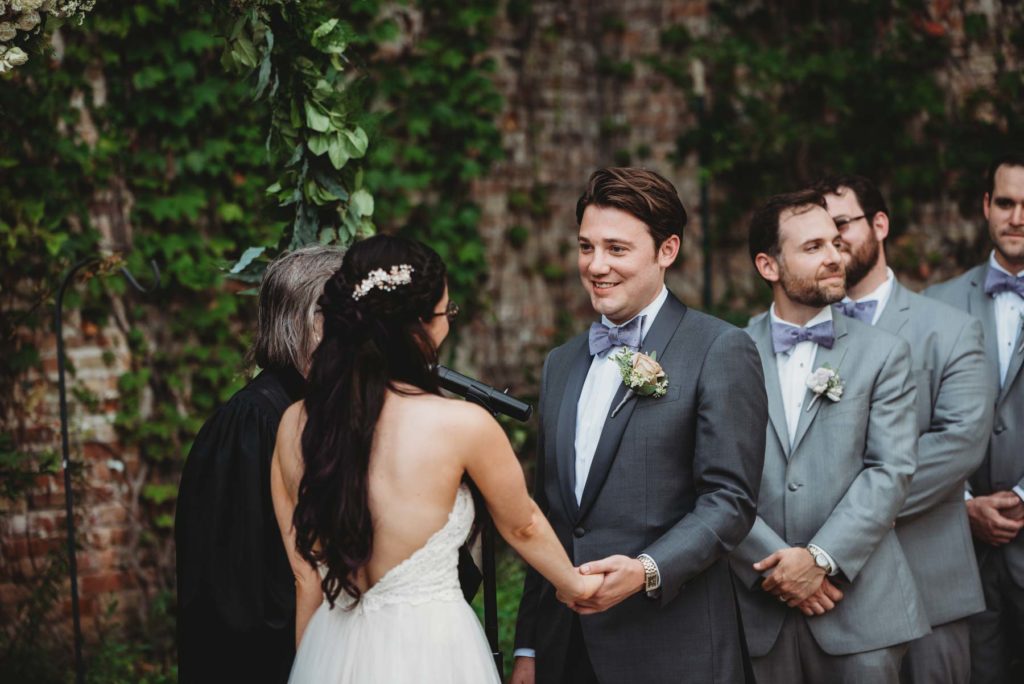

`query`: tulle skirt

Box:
[289,596,501,683]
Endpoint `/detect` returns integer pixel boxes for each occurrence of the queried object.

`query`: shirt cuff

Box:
[964,489,974,501]
[513,648,536,659]
[637,553,662,597]
[1013,486,1024,504]
[807,543,839,577]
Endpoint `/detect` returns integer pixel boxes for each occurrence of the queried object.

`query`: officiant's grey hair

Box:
[252,245,345,374]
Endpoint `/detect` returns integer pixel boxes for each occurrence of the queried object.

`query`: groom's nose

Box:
[588,249,611,275]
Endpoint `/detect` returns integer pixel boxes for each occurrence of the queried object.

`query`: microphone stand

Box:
[55,256,160,684]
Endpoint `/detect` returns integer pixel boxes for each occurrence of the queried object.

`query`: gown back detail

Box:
[289,484,501,682]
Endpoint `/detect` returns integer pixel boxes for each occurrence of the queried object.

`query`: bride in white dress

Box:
[270,235,602,683]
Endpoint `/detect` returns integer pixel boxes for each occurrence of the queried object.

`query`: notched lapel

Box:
[790,313,850,454]
[875,282,911,337]
[555,341,590,518]
[1001,315,1024,403]
[749,316,790,457]
[576,295,687,520]
[967,266,1001,386]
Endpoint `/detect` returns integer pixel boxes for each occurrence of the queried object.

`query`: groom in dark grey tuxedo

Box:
[733,189,929,682]
[511,167,767,684]
[927,153,1024,684]
[816,174,994,684]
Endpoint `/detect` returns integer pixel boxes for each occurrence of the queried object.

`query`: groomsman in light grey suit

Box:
[733,189,929,683]
[814,174,994,684]
[927,153,1024,684]
[512,168,767,684]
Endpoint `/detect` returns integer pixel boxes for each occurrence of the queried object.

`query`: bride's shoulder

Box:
[413,393,500,434]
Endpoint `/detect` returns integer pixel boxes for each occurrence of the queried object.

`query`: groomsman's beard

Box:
[841,237,880,289]
[779,266,846,309]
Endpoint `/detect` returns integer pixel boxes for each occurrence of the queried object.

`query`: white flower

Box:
[0,45,28,71]
[0,23,16,42]
[21,0,44,10]
[805,364,844,407]
[15,10,41,31]
[9,0,26,11]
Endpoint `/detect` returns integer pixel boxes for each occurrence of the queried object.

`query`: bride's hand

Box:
[556,568,604,605]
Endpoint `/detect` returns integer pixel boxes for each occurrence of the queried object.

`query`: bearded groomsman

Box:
[926,153,1024,684]
[732,189,929,682]
[813,174,994,684]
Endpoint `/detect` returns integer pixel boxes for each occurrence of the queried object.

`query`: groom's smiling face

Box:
[578,205,679,325]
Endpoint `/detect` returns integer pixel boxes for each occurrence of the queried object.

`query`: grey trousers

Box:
[969,547,1024,684]
[900,618,970,684]
[751,611,908,684]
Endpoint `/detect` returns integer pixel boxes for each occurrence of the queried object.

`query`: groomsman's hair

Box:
[986,152,1024,196]
[251,245,345,374]
[813,174,890,227]
[575,167,688,248]
[747,189,828,267]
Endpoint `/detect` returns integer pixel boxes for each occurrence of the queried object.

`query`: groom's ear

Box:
[657,234,680,268]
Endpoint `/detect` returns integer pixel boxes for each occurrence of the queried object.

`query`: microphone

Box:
[435,366,533,422]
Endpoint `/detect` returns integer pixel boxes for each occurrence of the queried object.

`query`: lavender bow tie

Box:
[771,320,835,354]
[589,316,644,356]
[836,299,878,324]
[984,268,1024,299]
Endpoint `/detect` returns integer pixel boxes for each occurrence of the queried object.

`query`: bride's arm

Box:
[271,403,323,648]
[459,404,601,603]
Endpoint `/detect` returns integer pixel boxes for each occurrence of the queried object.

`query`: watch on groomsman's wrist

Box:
[806,544,835,575]
[637,554,661,596]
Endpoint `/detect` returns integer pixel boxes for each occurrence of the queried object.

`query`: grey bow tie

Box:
[588,316,644,356]
[771,320,836,354]
[984,268,1024,299]
[836,299,878,324]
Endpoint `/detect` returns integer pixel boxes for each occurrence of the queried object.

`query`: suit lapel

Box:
[875,281,912,337]
[576,294,687,521]
[1001,314,1024,403]
[790,310,850,455]
[554,339,589,519]
[966,264,1001,387]
[749,315,791,457]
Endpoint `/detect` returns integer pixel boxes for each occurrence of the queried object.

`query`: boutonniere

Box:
[805,364,843,410]
[610,349,669,417]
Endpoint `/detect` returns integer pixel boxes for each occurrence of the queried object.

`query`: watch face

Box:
[815,555,828,569]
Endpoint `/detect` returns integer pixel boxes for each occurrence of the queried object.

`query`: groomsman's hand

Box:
[509,656,535,684]
[966,492,1024,546]
[795,577,844,616]
[755,547,825,605]
[569,555,645,614]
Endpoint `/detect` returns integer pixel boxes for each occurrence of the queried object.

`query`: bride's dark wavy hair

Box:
[293,234,446,606]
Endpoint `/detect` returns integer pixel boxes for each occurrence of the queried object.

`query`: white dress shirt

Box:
[841,267,895,325]
[574,286,668,503]
[769,304,839,576]
[989,252,1024,387]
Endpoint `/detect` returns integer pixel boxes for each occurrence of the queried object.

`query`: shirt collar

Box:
[989,251,1024,278]
[600,285,669,342]
[769,302,833,329]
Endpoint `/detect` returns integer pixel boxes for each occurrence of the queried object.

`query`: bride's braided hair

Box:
[294,234,446,607]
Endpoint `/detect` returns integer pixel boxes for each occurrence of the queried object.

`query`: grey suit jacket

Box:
[732,311,930,657]
[927,263,1024,586]
[514,293,768,684]
[881,281,993,628]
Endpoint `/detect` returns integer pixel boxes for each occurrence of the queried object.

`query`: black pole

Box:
[482,516,501,673]
[55,257,98,684]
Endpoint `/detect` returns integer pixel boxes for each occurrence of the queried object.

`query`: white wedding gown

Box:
[289,484,501,683]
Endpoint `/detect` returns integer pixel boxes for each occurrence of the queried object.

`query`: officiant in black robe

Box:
[175,246,344,684]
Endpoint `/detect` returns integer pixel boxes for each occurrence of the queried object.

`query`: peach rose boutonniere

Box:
[610,349,669,417]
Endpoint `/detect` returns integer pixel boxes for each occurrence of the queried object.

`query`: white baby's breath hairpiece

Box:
[351,264,415,300]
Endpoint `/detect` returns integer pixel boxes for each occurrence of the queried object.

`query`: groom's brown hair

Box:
[576,167,688,248]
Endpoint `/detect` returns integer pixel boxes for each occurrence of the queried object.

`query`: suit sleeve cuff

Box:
[1013,486,1024,504]
[807,543,839,577]
[513,648,536,658]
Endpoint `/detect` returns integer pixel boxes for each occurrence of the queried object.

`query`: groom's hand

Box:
[795,577,844,616]
[569,555,645,614]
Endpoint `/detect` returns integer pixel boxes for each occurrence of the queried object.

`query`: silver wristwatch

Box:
[806,544,834,575]
[637,554,660,594]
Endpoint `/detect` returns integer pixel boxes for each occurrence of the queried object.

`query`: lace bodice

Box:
[335,484,474,614]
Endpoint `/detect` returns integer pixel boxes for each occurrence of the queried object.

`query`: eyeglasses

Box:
[833,215,866,230]
[431,300,460,323]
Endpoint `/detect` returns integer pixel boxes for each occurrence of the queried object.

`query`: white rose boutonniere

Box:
[610,349,669,417]
[805,363,843,410]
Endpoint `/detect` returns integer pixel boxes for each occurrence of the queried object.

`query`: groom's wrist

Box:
[637,553,661,597]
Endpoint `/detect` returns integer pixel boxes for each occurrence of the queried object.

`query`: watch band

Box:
[637,553,661,595]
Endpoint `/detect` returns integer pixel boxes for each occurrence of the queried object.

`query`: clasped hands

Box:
[557,554,646,615]
[966,491,1024,546]
[754,547,844,617]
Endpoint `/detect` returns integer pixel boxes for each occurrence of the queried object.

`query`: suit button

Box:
[995,424,1006,435]
[573,527,585,538]
[787,483,800,492]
